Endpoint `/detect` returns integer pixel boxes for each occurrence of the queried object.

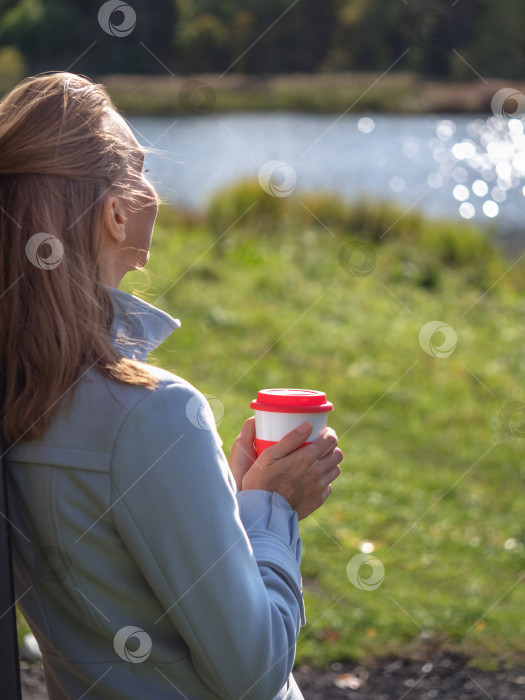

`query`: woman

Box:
[0,72,343,700]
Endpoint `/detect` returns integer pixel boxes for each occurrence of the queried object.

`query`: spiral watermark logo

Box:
[98,1,136,37]
[346,553,385,591]
[178,79,216,117]
[33,546,72,583]
[491,88,525,121]
[25,232,64,270]
[419,321,457,358]
[186,393,224,430]
[499,401,525,437]
[338,240,376,277]
[411,8,449,44]
[113,626,152,663]
[258,161,297,198]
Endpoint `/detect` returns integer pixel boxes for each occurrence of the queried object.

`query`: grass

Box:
[1,68,523,115]
[97,72,521,116]
[115,180,525,671]
[17,183,524,671]
[1,69,520,116]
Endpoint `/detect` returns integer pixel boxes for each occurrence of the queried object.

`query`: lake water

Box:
[129,112,525,238]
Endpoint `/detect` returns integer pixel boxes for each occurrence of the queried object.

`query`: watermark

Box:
[178,79,216,117]
[25,232,64,270]
[186,393,224,430]
[33,546,72,583]
[419,321,457,358]
[98,1,137,38]
[499,401,525,437]
[258,161,297,198]
[491,88,525,121]
[411,8,449,44]
[113,626,152,663]
[346,553,385,591]
[338,240,377,277]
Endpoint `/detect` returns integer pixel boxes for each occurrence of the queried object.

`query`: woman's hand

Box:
[229,418,343,520]
[228,416,258,491]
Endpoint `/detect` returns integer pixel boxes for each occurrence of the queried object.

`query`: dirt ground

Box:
[292,652,525,699]
[21,652,525,699]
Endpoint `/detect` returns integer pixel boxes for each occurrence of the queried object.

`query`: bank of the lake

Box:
[101,72,524,116]
[127,111,525,242]
[16,189,525,677]
[130,194,525,669]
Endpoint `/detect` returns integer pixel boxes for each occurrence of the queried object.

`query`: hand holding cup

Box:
[229,389,343,520]
[240,419,343,520]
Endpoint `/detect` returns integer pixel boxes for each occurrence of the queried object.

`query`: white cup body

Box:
[254,409,328,445]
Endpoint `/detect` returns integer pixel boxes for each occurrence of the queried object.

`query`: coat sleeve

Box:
[109,377,306,700]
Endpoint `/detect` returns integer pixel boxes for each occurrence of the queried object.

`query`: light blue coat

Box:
[5,286,306,699]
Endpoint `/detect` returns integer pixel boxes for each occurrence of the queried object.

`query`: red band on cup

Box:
[255,438,277,455]
[254,437,312,456]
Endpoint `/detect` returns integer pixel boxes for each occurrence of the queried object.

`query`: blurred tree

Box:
[228,10,255,73]
[241,0,337,74]
[0,44,26,92]
[175,0,336,74]
[176,12,230,72]
[0,0,523,79]
[322,0,409,71]
[404,0,461,78]
[0,0,179,75]
[457,0,525,80]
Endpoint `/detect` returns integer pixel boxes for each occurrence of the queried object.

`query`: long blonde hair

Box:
[0,72,159,450]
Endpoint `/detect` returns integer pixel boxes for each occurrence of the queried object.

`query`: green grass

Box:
[97,72,501,116]
[122,184,525,671]
[0,70,511,116]
[103,74,416,116]
[0,69,519,116]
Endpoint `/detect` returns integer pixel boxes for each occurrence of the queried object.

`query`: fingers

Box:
[263,421,313,461]
[229,418,257,474]
[322,461,342,486]
[302,428,338,462]
[306,447,343,478]
[232,418,255,453]
[322,483,333,501]
[262,425,340,471]
[240,416,255,440]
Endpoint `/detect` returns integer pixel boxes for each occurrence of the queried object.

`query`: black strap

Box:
[0,441,22,699]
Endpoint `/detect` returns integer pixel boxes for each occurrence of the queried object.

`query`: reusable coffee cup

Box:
[250,388,334,456]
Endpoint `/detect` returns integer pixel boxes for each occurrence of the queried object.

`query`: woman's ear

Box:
[102,195,127,244]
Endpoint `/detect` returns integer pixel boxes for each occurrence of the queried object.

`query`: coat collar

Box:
[105,286,181,362]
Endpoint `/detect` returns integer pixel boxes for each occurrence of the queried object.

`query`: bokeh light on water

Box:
[430,114,525,223]
[357,117,375,134]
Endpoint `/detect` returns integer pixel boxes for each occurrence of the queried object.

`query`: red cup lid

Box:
[250,388,333,413]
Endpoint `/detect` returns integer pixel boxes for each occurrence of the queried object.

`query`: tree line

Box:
[0,0,523,79]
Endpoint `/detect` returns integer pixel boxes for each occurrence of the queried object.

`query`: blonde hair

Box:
[0,72,159,450]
